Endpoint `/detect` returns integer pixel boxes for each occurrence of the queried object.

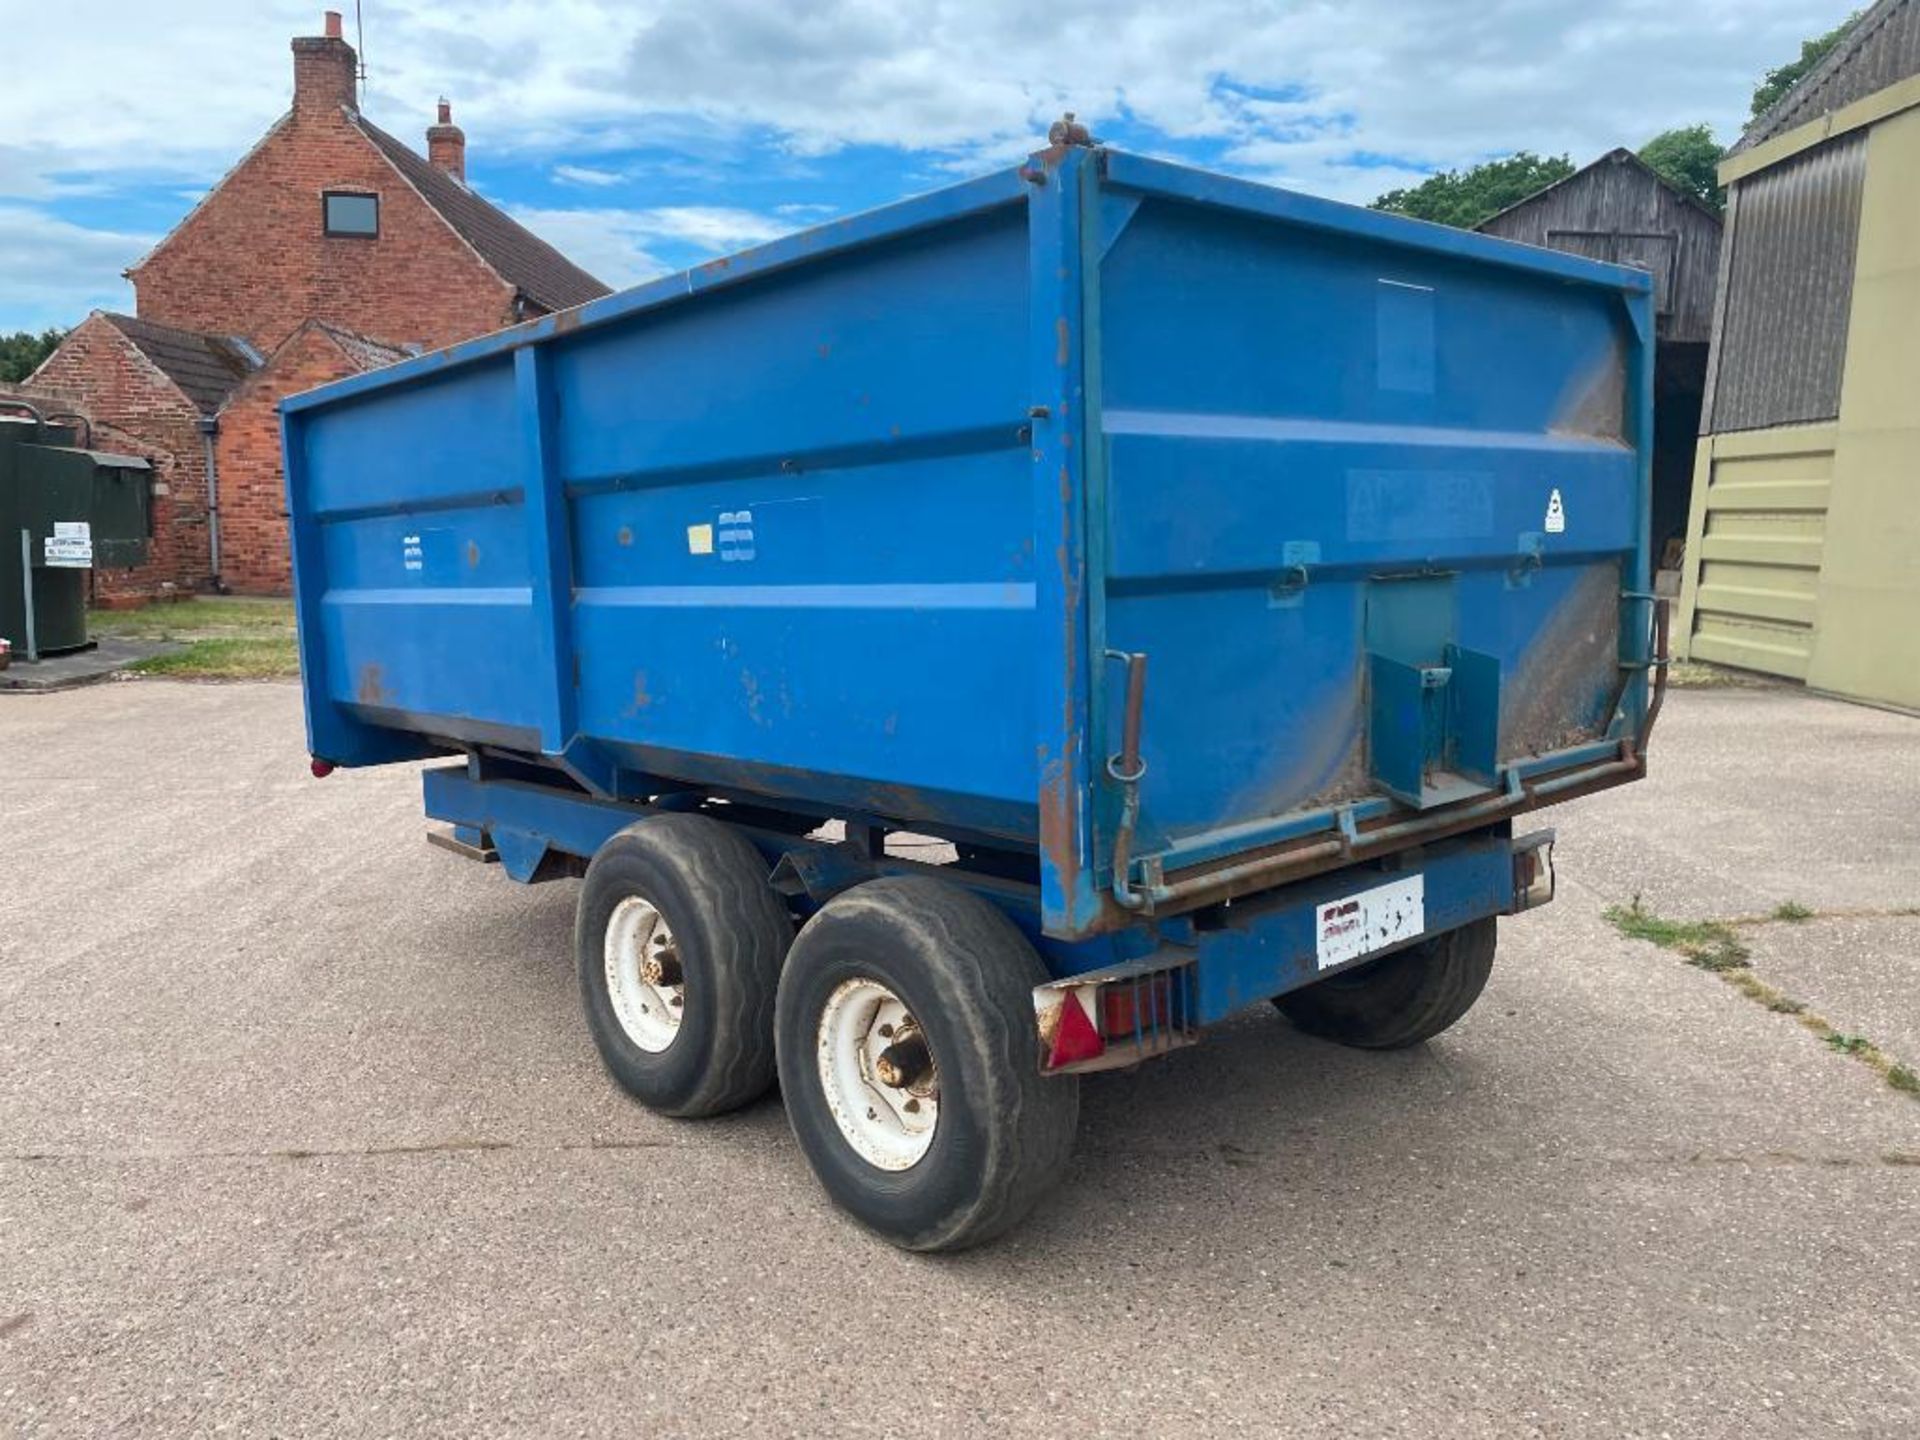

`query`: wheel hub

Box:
[816,979,939,1170]
[605,895,685,1053]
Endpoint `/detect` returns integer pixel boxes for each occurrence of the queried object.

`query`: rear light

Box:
[1100,972,1174,1038]
[1510,829,1555,912]
[1035,960,1197,1076]
[310,758,336,778]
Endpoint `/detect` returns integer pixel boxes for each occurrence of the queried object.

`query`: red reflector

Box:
[309,758,336,778]
[1048,990,1105,1069]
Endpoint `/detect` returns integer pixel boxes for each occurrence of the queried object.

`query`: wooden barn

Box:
[1477,149,1724,559]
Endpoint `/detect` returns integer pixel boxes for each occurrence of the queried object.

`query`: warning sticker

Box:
[686,523,714,556]
[1544,488,1566,534]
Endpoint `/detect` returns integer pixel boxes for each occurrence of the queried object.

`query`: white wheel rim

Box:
[816,978,939,1171]
[604,895,684,1053]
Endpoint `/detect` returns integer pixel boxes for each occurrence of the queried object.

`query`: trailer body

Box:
[285,145,1659,1061]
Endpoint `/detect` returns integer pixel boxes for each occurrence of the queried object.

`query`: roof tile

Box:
[355,117,612,313]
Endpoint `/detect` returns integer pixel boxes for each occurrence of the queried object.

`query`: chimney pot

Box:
[427,98,468,184]
[293,16,358,115]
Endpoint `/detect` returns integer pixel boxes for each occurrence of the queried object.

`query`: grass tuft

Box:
[92,597,294,638]
[128,636,298,680]
[1604,895,1750,971]
[1605,895,1920,1103]
[1771,900,1815,922]
[94,597,298,681]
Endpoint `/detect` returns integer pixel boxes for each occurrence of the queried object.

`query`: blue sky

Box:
[0,0,1859,334]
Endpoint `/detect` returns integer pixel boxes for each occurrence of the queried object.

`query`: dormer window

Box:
[323,191,379,237]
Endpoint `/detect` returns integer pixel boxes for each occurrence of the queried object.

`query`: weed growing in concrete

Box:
[1605,896,1919,1104]
[1604,896,1750,970]
[1771,900,1815,922]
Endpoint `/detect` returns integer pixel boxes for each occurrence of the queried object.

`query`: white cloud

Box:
[0,205,150,331]
[507,205,800,289]
[0,0,1861,326]
[0,1,1853,196]
[553,163,625,187]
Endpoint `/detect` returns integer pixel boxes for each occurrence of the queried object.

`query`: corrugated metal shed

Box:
[1703,132,1869,433]
[1735,0,1920,153]
[1680,0,1920,705]
[1477,149,1722,343]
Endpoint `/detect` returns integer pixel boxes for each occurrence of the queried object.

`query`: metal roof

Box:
[1736,0,1920,154]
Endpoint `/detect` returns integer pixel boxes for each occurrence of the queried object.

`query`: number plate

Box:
[1315,874,1425,969]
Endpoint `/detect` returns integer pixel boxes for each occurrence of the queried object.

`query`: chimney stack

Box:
[292,11,358,116]
[427,98,467,183]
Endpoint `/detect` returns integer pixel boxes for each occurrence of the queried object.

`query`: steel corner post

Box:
[1028,143,1103,940]
[512,347,579,757]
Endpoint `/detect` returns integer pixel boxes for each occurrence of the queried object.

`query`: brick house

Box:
[25,11,608,598]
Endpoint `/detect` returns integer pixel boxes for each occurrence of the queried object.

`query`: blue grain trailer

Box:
[285,134,1665,1250]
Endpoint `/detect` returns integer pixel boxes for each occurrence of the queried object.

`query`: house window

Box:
[323,192,379,237]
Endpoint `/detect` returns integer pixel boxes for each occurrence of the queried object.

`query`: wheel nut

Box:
[874,1034,932,1090]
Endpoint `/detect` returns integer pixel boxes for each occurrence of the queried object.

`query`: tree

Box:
[0,328,65,384]
[1639,124,1725,212]
[1751,12,1860,120]
[1372,152,1576,230]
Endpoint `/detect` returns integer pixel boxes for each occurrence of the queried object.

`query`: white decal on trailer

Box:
[1315,874,1426,969]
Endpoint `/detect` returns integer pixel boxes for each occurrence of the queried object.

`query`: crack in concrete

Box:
[1600,899,1920,1104]
[1,1136,693,1165]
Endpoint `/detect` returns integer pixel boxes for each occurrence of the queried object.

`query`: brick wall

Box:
[215,326,363,595]
[22,316,209,601]
[132,103,516,355]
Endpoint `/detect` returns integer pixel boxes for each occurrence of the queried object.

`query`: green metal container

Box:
[0,407,152,658]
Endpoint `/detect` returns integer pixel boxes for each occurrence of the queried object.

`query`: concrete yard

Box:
[2,680,1916,1437]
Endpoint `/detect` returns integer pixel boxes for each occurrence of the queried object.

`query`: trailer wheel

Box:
[1275,917,1496,1050]
[576,814,791,1117]
[774,876,1078,1252]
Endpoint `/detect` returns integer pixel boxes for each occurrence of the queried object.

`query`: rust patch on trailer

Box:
[1039,765,1077,892]
[1055,316,1071,367]
[355,663,393,706]
[552,307,583,335]
[465,539,481,568]
[624,671,653,715]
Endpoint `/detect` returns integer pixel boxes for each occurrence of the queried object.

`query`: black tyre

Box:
[576,814,792,1117]
[1275,917,1497,1050]
[774,876,1079,1252]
